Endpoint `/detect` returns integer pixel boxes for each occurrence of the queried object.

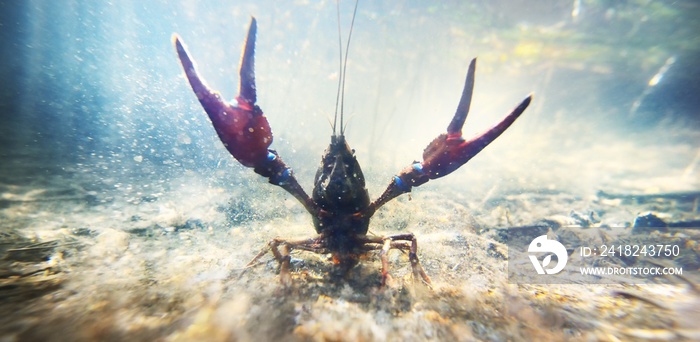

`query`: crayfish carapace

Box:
[172,15,531,287]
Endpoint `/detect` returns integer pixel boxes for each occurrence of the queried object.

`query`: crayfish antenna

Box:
[333,0,360,137]
[332,2,343,135]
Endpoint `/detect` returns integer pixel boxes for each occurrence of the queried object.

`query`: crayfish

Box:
[172,13,531,287]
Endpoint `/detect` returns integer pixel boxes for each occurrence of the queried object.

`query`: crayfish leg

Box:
[360,234,432,288]
[386,233,432,288]
[243,236,327,286]
[378,239,393,286]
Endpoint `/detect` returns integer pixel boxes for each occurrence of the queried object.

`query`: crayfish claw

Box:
[172,34,223,111]
[368,61,531,213]
[447,58,476,135]
[462,94,532,156]
[420,56,533,179]
[175,18,321,218]
[173,19,273,168]
[421,56,532,180]
[450,93,532,167]
[238,17,257,105]
[419,93,531,180]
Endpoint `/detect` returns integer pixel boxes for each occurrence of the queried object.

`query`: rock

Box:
[72,227,97,237]
[90,228,130,260]
[176,219,205,231]
[631,213,668,234]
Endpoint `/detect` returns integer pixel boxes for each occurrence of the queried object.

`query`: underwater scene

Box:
[1,0,699,340]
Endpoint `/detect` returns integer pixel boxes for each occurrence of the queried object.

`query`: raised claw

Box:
[174,18,321,218]
[173,17,271,168]
[409,58,531,184]
[366,58,531,214]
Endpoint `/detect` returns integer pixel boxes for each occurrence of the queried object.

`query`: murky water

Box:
[1,1,699,340]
